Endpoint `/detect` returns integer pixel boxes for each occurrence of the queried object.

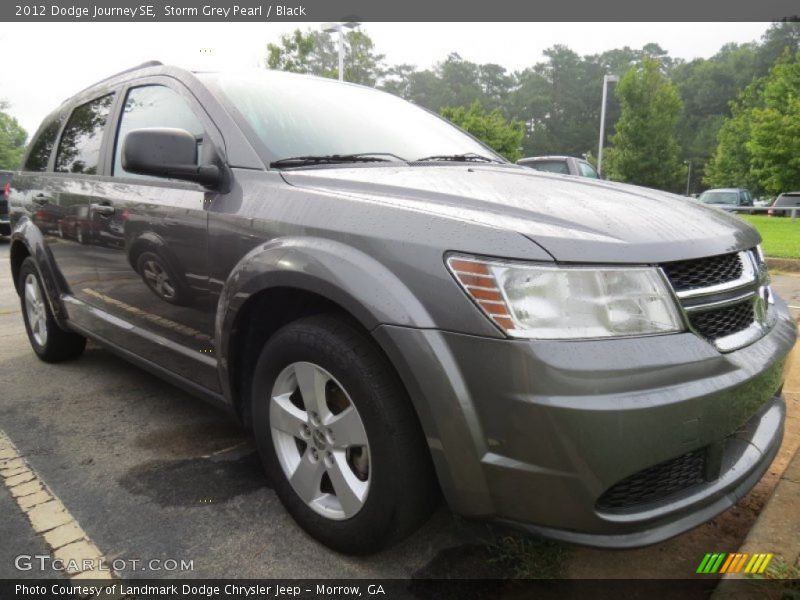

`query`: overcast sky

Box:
[0,22,770,136]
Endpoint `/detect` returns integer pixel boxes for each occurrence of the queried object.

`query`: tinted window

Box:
[577,161,599,178]
[527,160,570,175]
[24,117,62,172]
[775,194,800,207]
[55,94,114,174]
[201,71,500,163]
[114,85,205,178]
[699,191,738,205]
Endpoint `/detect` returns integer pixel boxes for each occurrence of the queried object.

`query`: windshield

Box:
[698,191,738,205]
[201,71,502,165]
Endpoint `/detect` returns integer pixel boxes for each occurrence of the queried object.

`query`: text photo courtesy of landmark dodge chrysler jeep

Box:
[3,62,796,554]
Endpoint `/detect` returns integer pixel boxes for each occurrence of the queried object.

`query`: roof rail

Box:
[61,60,164,104]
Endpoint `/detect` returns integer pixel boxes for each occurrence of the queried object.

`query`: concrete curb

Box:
[767,257,800,274]
[736,449,800,566]
[711,451,800,599]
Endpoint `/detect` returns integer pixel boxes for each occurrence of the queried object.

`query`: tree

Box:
[0,101,27,170]
[603,58,686,191]
[705,50,800,196]
[747,52,800,195]
[440,101,524,161]
[703,79,764,193]
[266,28,385,86]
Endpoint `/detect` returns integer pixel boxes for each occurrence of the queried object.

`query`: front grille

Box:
[597,449,707,512]
[662,252,743,293]
[690,302,755,341]
[660,250,762,348]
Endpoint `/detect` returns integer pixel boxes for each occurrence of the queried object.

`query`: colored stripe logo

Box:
[696,553,773,574]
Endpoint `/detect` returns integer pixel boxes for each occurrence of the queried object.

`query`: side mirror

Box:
[122,128,221,187]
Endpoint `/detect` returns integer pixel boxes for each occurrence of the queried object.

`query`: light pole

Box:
[320,22,358,82]
[684,160,693,196]
[597,74,619,177]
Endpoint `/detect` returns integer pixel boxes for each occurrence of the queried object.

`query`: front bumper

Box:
[374,297,796,548]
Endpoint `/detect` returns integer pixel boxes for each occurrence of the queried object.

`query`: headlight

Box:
[446,255,685,339]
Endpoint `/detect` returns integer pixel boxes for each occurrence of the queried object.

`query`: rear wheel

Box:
[250,315,437,554]
[19,257,86,362]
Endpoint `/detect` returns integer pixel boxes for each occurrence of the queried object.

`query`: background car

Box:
[516,155,600,179]
[768,192,800,217]
[697,188,754,213]
[0,172,10,236]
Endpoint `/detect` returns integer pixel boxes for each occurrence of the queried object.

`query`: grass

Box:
[739,215,800,259]
[486,535,570,579]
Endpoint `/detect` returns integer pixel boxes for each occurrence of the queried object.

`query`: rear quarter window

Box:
[24,117,63,172]
[55,94,115,175]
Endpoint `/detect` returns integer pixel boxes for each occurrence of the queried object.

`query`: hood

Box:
[281,165,760,263]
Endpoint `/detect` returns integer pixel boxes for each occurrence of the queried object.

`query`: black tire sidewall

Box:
[250,317,420,553]
[18,257,86,362]
[19,258,57,358]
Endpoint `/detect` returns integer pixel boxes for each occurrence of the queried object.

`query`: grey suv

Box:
[4,63,796,554]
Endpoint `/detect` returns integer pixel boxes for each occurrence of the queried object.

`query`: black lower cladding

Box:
[690,301,755,341]
[596,448,707,513]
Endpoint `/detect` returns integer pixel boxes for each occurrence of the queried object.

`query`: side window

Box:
[24,117,62,172]
[114,85,205,179]
[54,94,114,174]
[578,161,600,179]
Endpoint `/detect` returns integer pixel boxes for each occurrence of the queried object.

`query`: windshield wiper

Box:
[414,152,503,164]
[270,153,405,169]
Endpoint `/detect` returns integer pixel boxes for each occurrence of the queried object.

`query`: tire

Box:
[136,251,190,305]
[19,257,86,363]
[250,314,437,554]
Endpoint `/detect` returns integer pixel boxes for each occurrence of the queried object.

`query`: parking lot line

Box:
[0,430,113,581]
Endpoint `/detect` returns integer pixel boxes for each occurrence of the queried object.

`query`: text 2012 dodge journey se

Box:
[5,63,796,554]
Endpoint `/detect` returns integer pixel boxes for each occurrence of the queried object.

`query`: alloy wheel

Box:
[269,361,371,520]
[24,273,48,347]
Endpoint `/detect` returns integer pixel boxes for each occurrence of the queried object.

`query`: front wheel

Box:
[250,315,437,554]
[19,257,86,362]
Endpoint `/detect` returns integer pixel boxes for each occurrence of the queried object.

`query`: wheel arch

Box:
[217,237,437,428]
[10,219,71,328]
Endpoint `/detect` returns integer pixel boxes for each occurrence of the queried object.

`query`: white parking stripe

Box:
[0,430,113,582]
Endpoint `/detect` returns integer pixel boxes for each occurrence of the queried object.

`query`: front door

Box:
[88,82,221,391]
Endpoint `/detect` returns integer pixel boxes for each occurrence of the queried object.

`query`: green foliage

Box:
[487,535,570,579]
[266,28,384,86]
[706,50,800,196]
[0,101,27,170]
[440,101,524,161]
[603,58,686,191]
[748,53,800,195]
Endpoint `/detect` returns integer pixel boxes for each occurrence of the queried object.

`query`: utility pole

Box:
[597,74,619,177]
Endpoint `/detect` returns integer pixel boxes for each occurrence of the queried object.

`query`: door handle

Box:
[91,203,115,216]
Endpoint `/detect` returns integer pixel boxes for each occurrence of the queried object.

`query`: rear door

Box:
[87,78,221,391]
[21,95,116,308]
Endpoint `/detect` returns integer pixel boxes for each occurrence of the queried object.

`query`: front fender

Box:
[215,236,436,393]
[11,217,70,329]
[216,235,436,333]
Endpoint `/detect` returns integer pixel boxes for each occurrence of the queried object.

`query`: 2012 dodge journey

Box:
[5,62,796,553]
